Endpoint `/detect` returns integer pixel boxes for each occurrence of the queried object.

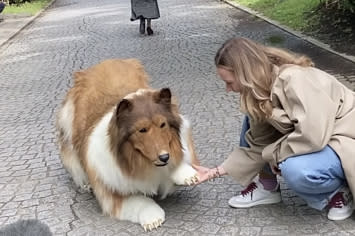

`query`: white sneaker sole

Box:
[328,209,354,221]
[228,195,282,208]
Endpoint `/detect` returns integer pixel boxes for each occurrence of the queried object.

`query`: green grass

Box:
[3,0,52,15]
[232,0,320,30]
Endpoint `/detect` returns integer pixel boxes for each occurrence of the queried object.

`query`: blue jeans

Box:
[240,116,346,210]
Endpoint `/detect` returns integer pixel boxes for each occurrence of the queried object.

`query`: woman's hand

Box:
[192,164,226,184]
[192,165,213,184]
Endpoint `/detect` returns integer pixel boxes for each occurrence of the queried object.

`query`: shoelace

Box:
[241,182,257,197]
[328,192,345,208]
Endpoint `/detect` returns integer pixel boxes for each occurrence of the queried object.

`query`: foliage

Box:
[233,0,320,30]
[9,0,32,5]
[2,0,32,5]
[232,0,355,55]
[306,0,355,45]
[232,0,354,29]
[320,0,355,11]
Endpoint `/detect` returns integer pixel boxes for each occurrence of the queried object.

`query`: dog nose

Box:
[158,153,169,163]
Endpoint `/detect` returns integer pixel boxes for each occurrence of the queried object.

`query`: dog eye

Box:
[160,122,166,128]
[139,128,147,133]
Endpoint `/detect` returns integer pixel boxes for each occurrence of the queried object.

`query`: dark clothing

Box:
[130,0,160,21]
[0,2,5,14]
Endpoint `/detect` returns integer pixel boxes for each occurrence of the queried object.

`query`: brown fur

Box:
[107,89,183,178]
[68,59,150,165]
[86,164,124,217]
[57,59,198,222]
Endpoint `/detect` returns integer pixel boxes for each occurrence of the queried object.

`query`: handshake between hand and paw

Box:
[191,164,225,184]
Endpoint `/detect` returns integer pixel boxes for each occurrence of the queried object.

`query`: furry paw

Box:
[171,163,198,186]
[77,184,92,193]
[139,204,165,232]
[120,195,165,231]
[143,219,164,232]
[184,174,199,186]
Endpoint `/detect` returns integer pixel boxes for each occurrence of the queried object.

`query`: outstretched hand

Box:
[192,164,213,184]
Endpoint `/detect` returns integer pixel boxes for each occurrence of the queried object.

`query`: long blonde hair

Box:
[215,37,314,121]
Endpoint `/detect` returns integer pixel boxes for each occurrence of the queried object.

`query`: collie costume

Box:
[56,59,199,231]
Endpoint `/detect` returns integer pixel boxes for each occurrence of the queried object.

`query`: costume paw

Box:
[143,219,164,232]
[78,183,92,193]
[171,163,198,186]
[184,173,199,186]
[139,204,165,232]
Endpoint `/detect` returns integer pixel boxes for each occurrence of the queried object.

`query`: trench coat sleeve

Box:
[222,147,266,186]
[263,69,338,163]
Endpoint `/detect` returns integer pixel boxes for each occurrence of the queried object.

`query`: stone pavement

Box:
[0,0,55,48]
[0,0,354,235]
[0,14,34,47]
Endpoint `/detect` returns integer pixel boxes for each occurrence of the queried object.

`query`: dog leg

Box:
[184,126,199,166]
[179,115,200,165]
[57,99,89,190]
[60,143,89,190]
[171,162,199,186]
[86,168,165,231]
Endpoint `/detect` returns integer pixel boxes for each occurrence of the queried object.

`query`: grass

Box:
[231,0,320,30]
[3,0,52,15]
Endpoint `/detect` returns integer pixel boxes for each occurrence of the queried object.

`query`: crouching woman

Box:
[194,37,355,221]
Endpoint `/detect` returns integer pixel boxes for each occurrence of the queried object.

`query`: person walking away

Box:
[130,0,160,35]
[0,1,5,14]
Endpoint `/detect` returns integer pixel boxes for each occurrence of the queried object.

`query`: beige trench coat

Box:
[222,64,355,203]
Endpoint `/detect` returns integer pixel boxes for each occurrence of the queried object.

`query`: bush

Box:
[320,0,355,11]
[8,0,32,5]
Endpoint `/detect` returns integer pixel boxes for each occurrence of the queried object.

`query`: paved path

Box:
[0,0,355,235]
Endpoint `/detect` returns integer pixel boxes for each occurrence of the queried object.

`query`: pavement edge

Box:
[0,0,57,49]
[222,0,355,64]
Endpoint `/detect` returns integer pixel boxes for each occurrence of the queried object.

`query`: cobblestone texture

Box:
[0,0,355,235]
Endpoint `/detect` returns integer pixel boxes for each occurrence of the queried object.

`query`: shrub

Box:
[320,0,355,11]
[8,0,32,5]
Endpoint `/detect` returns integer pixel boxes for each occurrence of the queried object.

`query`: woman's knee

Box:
[279,152,345,194]
[279,158,311,192]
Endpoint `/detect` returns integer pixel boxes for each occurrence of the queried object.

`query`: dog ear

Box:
[116,99,132,117]
[155,88,171,105]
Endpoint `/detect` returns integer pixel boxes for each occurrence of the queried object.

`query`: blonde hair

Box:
[215,37,314,121]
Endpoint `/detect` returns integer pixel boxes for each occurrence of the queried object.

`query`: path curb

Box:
[222,0,355,64]
[0,0,56,49]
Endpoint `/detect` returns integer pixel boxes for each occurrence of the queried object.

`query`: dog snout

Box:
[158,153,169,163]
